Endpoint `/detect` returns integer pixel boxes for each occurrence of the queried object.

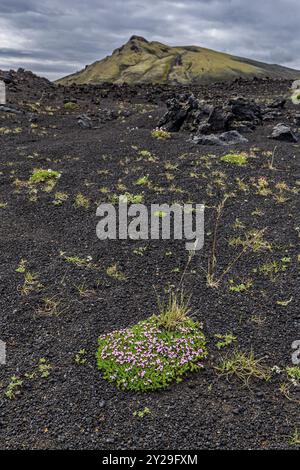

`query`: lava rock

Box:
[0,105,21,114]
[228,96,262,124]
[270,123,298,142]
[158,94,262,135]
[293,113,300,125]
[1,72,13,84]
[77,114,93,129]
[206,105,233,132]
[158,93,205,132]
[292,79,300,90]
[230,121,255,132]
[268,97,286,109]
[98,108,118,123]
[262,110,282,121]
[28,113,38,123]
[193,130,248,146]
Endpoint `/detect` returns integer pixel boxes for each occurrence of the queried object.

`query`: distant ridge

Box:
[57,35,300,85]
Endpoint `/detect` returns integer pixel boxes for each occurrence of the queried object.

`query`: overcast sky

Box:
[0,0,299,81]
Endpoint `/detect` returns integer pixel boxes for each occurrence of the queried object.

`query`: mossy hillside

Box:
[57,36,300,86]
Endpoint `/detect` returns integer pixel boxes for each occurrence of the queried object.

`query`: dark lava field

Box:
[0,70,299,450]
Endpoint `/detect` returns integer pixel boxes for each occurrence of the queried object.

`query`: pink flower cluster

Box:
[97,318,207,391]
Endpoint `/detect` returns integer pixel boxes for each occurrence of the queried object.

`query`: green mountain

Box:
[57,35,300,85]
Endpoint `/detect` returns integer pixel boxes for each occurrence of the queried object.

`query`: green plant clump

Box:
[97,317,207,391]
[64,102,78,110]
[133,407,151,418]
[256,257,291,280]
[151,128,171,140]
[290,429,300,445]
[111,193,144,204]
[286,366,300,381]
[29,169,61,184]
[215,333,237,349]
[220,153,248,166]
[5,376,23,400]
[216,350,271,385]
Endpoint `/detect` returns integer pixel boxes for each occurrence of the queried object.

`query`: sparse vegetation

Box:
[156,290,191,331]
[74,193,90,209]
[75,349,87,365]
[5,376,23,400]
[206,196,268,288]
[53,191,69,206]
[111,192,144,204]
[16,258,27,273]
[133,407,151,418]
[18,271,43,296]
[216,350,271,385]
[289,429,300,446]
[0,127,22,135]
[229,279,253,293]
[63,254,93,268]
[215,333,237,349]
[255,257,291,281]
[37,358,52,378]
[106,264,127,281]
[36,296,67,317]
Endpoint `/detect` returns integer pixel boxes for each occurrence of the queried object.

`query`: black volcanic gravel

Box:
[0,71,299,450]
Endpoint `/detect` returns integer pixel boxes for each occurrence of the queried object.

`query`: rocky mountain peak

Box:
[128,35,149,44]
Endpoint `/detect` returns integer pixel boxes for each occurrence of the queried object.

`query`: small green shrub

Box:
[97,316,207,391]
[229,230,272,253]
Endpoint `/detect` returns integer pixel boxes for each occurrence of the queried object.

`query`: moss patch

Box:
[29,169,61,184]
[64,102,78,110]
[220,153,248,166]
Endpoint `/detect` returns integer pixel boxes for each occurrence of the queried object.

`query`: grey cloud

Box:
[0,0,299,80]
